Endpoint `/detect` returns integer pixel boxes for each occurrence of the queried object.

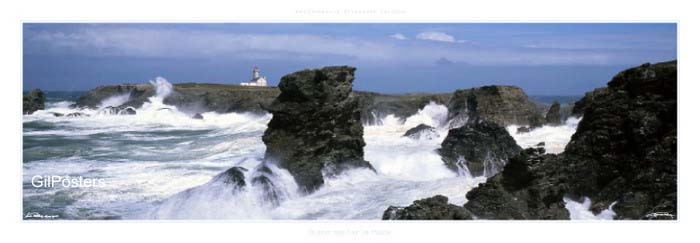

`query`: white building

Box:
[240,66,267,87]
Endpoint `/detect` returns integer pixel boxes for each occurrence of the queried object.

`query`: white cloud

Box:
[24,26,658,66]
[24,27,399,61]
[389,33,407,40]
[416,31,461,43]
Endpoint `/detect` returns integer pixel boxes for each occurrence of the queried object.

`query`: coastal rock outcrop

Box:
[402,124,439,140]
[23,89,45,114]
[382,195,472,220]
[463,60,677,220]
[545,101,561,125]
[262,66,373,193]
[438,120,522,177]
[464,147,570,219]
[447,86,543,128]
[75,83,281,114]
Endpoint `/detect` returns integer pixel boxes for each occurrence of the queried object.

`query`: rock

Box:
[464,60,677,220]
[516,126,530,134]
[250,164,284,206]
[213,166,247,189]
[382,195,472,220]
[50,112,64,117]
[75,83,280,114]
[438,120,522,177]
[262,66,373,193]
[192,113,204,120]
[571,87,609,117]
[402,124,439,140]
[23,89,45,114]
[121,107,137,115]
[66,112,89,117]
[560,60,677,219]
[447,86,543,128]
[464,147,570,219]
[545,101,561,125]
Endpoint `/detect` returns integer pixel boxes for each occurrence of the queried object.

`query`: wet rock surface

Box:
[382,195,472,220]
[447,85,544,128]
[545,101,561,125]
[23,89,45,115]
[464,60,677,220]
[402,124,439,140]
[262,66,373,193]
[438,120,522,177]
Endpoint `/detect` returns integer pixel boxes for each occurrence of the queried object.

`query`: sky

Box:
[23,23,676,95]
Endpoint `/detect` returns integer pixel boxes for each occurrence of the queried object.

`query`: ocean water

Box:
[23,77,605,220]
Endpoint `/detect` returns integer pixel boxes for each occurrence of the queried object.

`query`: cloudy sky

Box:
[23,23,676,95]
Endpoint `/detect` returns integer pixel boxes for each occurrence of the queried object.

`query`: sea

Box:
[22,78,611,220]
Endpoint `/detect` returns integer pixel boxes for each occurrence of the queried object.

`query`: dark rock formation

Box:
[516,126,530,134]
[213,166,247,189]
[464,147,569,219]
[122,107,137,115]
[66,112,89,118]
[75,83,280,114]
[251,165,283,206]
[403,124,439,140]
[447,86,543,128]
[560,60,677,219]
[438,120,522,177]
[382,195,472,220]
[545,101,561,125]
[262,66,373,193]
[192,113,203,120]
[464,60,677,220]
[571,87,609,117]
[23,89,45,114]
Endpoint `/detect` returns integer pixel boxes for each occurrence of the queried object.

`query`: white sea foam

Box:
[507,117,581,153]
[564,197,617,220]
[99,93,131,108]
[24,89,594,220]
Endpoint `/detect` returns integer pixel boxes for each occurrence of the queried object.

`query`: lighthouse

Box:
[240,65,267,87]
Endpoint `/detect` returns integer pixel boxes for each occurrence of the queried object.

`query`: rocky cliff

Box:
[438,120,522,177]
[23,89,45,115]
[447,85,543,128]
[464,60,677,220]
[74,83,280,114]
[262,66,374,193]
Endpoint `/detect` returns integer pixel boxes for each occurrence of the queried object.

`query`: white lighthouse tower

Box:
[240,65,267,86]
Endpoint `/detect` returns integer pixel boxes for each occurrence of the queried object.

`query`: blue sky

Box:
[23,23,676,95]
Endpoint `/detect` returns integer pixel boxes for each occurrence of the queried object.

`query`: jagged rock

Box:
[66,112,89,117]
[250,164,283,206]
[192,113,204,120]
[545,101,561,125]
[403,124,439,140]
[560,60,677,219]
[50,112,64,117]
[571,87,609,117]
[438,120,522,177]
[516,126,530,134]
[121,107,137,115]
[464,60,677,220]
[23,89,45,114]
[382,195,471,220]
[213,166,247,189]
[262,66,373,193]
[464,147,569,219]
[447,86,543,128]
